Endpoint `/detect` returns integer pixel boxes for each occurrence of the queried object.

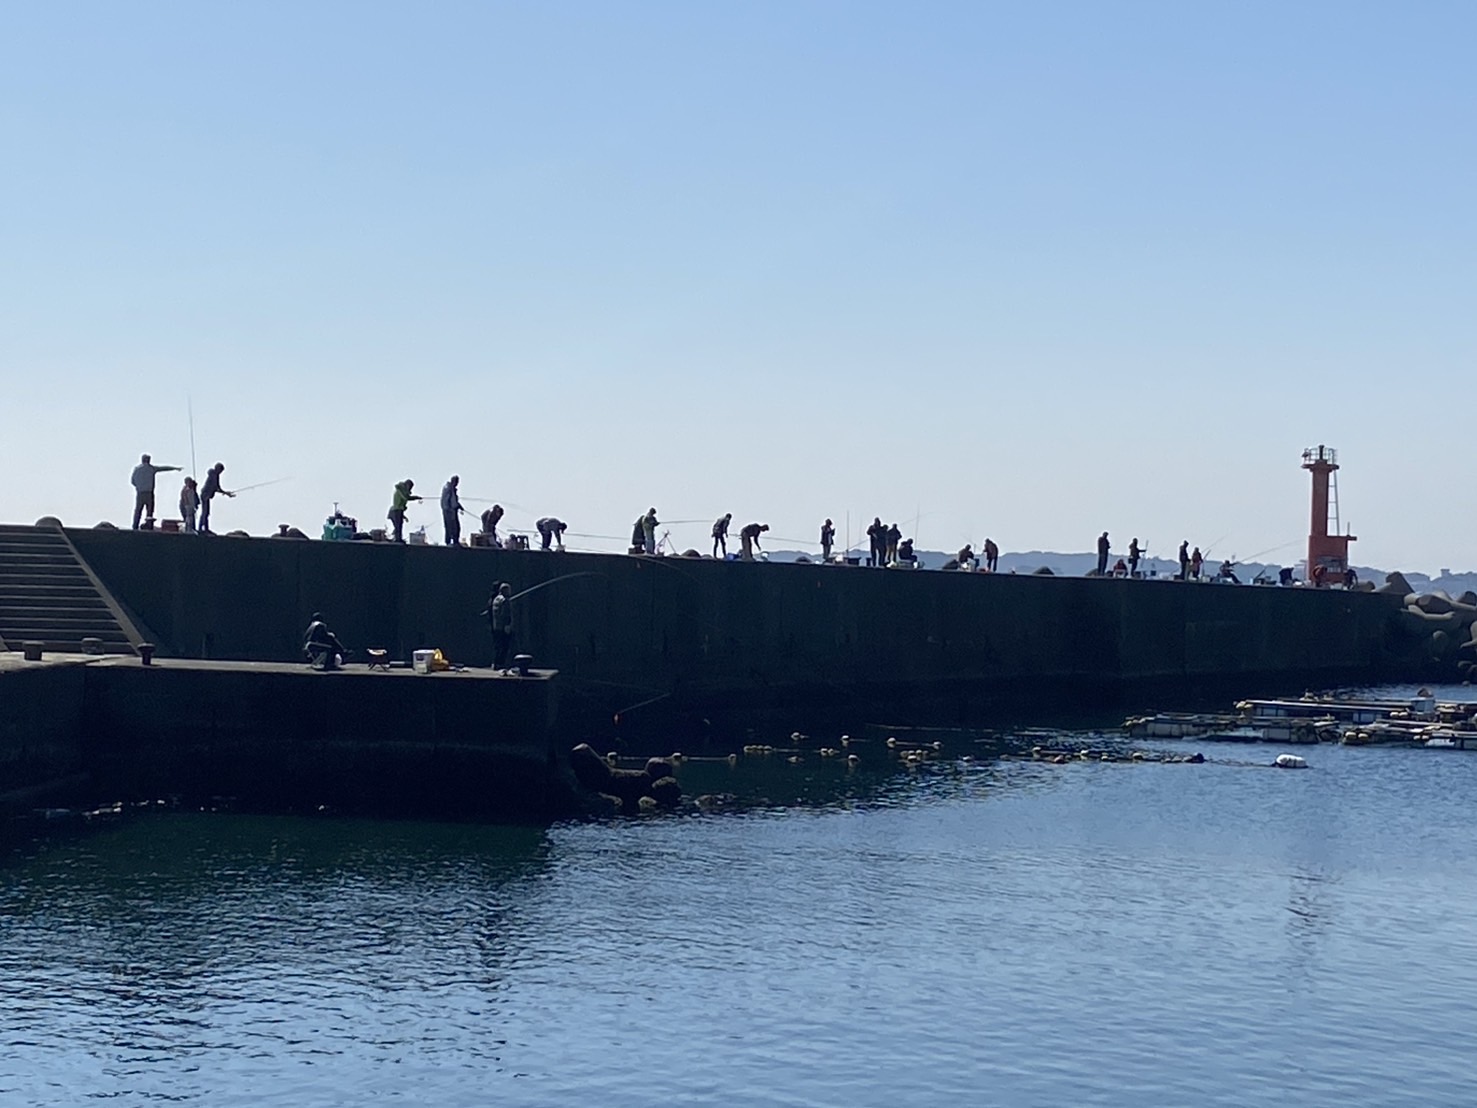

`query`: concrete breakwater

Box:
[60,526,1428,743]
[0,653,564,821]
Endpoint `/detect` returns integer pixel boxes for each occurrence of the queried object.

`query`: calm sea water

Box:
[4,684,1477,1106]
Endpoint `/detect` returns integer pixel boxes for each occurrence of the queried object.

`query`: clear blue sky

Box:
[3,2,1472,572]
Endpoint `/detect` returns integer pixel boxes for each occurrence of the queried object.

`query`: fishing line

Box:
[233,477,292,494]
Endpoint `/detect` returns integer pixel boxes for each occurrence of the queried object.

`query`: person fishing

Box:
[712,513,732,558]
[483,582,514,671]
[642,508,659,555]
[388,478,420,543]
[479,504,504,545]
[441,475,464,546]
[1096,531,1111,576]
[129,453,181,530]
[739,522,768,561]
[1177,540,1190,581]
[1128,538,1142,578]
[199,462,235,534]
[536,517,567,551]
[1218,559,1241,584]
[1190,546,1204,580]
[303,612,348,671]
[867,517,885,567]
[983,537,999,573]
[820,518,835,562]
[885,523,901,565]
[957,543,975,570]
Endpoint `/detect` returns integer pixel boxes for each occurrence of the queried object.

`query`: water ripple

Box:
[7,710,1477,1104]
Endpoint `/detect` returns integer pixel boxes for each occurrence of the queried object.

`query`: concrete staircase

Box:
[0,525,138,654]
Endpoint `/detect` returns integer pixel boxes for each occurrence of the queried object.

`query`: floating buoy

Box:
[1274,753,1308,769]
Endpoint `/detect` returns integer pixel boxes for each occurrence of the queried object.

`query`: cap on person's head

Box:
[405,478,414,487]
[450,475,459,483]
[761,524,770,531]
[141,453,151,463]
[500,582,511,594]
[825,518,832,525]
[311,611,323,621]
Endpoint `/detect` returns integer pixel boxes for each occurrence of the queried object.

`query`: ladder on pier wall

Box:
[0,525,141,654]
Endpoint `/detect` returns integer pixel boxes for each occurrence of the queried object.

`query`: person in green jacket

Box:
[388,479,421,543]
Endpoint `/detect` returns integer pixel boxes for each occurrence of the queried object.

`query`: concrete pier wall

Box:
[0,660,88,804]
[0,655,564,820]
[67,529,1415,737]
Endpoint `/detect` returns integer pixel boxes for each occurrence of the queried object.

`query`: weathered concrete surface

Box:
[0,651,566,820]
[65,528,1423,743]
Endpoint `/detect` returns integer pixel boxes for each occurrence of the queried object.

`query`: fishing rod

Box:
[233,477,292,495]
[507,571,606,603]
[1238,539,1301,564]
[613,691,671,725]
[186,395,198,480]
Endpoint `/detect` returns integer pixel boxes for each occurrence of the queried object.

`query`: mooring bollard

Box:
[21,641,44,662]
[138,642,156,666]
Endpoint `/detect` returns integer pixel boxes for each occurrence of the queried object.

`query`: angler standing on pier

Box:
[1128,538,1142,577]
[1096,531,1111,576]
[1178,540,1190,580]
[821,518,835,562]
[712,513,732,558]
[199,463,235,534]
[487,582,514,671]
[983,537,999,573]
[388,479,420,543]
[642,508,659,555]
[867,517,885,567]
[1190,546,1204,580]
[441,476,464,546]
[130,453,181,530]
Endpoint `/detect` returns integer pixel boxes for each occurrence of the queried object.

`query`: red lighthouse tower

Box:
[1302,445,1355,584]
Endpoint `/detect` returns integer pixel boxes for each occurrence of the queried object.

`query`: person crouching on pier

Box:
[536,517,567,551]
[479,504,504,546]
[303,612,348,671]
[739,522,768,560]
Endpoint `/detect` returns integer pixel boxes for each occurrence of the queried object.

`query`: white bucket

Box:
[412,649,436,674]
